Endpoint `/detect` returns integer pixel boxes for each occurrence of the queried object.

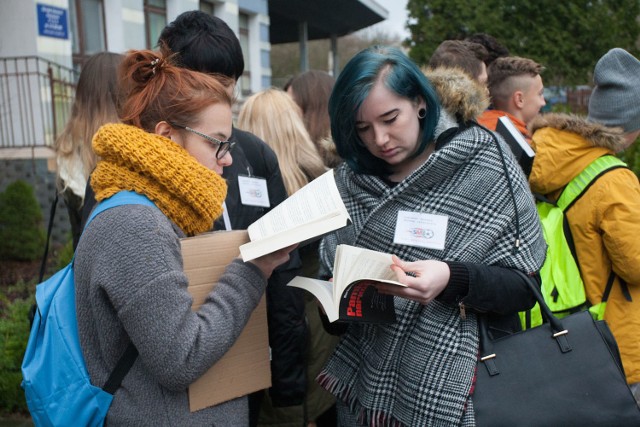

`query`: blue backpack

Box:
[21,191,157,427]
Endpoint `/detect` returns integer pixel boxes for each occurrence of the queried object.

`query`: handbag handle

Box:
[479,271,572,376]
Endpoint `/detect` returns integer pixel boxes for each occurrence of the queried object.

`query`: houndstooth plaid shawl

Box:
[317,114,546,426]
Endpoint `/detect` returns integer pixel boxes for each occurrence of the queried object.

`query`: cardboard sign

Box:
[180,230,271,412]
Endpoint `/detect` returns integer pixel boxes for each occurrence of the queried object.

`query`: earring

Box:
[418,108,427,119]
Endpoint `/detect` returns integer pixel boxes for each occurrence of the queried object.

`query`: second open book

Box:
[239,169,351,262]
[287,244,407,323]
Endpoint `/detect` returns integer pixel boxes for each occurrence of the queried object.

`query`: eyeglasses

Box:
[168,122,235,159]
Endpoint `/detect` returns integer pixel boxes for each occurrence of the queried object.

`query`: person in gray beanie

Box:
[587,47,640,149]
[527,47,640,405]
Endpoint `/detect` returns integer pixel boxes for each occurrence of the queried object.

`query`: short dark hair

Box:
[428,40,488,81]
[466,33,509,65]
[158,11,244,80]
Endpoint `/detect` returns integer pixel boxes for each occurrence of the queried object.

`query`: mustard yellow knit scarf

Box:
[91,123,227,236]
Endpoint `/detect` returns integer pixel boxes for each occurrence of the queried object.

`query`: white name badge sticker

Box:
[393,211,448,250]
[238,176,270,207]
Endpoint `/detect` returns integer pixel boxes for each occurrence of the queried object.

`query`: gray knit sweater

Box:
[75,204,266,426]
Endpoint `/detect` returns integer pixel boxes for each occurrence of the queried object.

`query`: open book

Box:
[495,115,535,176]
[287,244,406,323]
[239,169,351,261]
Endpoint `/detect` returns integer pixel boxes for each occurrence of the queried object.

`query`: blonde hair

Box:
[237,88,326,195]
[54,52,123,199]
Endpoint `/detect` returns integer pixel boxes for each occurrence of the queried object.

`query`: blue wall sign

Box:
[37,4,68,39]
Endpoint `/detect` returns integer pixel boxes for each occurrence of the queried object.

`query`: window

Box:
[69,0,106,68]
[199,1,216,15]
[144,0,167,49]
[238,13,250,96]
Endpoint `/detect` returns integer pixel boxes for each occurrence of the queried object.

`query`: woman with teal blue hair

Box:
[329,45,440,176]
[315,45,547,425]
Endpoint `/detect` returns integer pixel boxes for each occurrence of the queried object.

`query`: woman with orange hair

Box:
[74,49,293,425]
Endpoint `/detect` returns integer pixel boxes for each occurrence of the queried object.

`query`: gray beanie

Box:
[587,48,640,132]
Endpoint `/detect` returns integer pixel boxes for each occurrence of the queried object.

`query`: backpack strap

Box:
[556,155,627,211]
[102,342,139,394]
[30,192,60,326]
[554,155,627,277]
[39,192,59,283]
[81,190,156,394]
[85,191,156,231]
[555,155,630,315]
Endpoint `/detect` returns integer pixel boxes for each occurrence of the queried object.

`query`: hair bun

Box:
[131,53,163,84]
[150,58,160,74]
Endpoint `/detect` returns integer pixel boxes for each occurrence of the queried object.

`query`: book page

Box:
[246,169,348,241]
[287,277,338,322]
[333,244,403,307]
[240,213,348,262]
[286,244,407,323]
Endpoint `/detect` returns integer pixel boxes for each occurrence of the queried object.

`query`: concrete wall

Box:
[0,0,39,58]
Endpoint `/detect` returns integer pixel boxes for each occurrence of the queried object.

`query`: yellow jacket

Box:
[529,113,640,384]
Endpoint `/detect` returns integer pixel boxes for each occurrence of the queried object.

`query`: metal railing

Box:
[0,56,77,150]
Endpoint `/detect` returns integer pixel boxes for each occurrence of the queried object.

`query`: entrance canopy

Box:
[268,0,388,44]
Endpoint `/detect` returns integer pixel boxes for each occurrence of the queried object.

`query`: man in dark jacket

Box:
[158,11,307,425]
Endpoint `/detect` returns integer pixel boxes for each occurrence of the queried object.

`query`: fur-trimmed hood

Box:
[530,113,626,152]
[529,112,625,195]
[423,66,490,124]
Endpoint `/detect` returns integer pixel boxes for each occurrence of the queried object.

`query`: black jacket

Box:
[442,262,541,337]
[215,128,307,407]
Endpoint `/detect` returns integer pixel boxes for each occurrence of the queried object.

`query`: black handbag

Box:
[473,278,640,427]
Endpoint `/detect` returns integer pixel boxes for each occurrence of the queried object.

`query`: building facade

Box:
[0,0,385,247]
[0,0,271,154]
[1,0,271,94]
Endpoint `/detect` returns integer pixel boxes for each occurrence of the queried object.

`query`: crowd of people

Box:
[52,8,639,426]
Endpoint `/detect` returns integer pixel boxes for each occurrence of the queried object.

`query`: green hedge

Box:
[0,231,74,418]
[0,181,45,261]
[618,137,640,176]
[55,239,74,271]
[0,281,33,415]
